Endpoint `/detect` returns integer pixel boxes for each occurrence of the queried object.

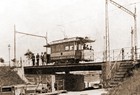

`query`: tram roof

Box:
[44,37,95,47]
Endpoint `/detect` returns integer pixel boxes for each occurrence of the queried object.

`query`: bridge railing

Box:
[107,50,122,80]
[21,47,140,67]
[137,48,140,60]
[106,47,140,83]
[94,51,104,62]
[94,47,140,63]
[94,48,126,62]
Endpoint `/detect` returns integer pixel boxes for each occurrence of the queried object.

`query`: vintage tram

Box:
[45,37,95,64]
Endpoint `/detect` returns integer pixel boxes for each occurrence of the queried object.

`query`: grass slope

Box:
[109,68,140,95]
[0,66,25,86]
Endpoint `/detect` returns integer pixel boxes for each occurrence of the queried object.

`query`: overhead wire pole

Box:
[109,0,137,62]
[8,44,11,67]
[103,0,138,87]
[105,0,108,63]
[16,31,47,39]
[134,7,137,61]
[14,25,16,66]
[46,32,48,63]
[14,30,48,65]
[131,27,134,60]
[103,0,111,87]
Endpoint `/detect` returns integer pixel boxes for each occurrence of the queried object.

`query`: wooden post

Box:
[51,75,55,92]
[14,25,16,66]
[102,0,111,87]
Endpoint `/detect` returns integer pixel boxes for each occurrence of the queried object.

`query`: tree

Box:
[24,49,33,60]
[0,57,5,63]
[11,58,16,62]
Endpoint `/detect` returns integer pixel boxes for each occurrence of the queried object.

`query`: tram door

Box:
[55,79,65,90]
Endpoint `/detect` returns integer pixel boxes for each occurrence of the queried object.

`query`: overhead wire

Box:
[15,1,140,41]
[53,1,140,29]
[109,1,140,12]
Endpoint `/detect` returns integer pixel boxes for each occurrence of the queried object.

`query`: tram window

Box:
[2,87,12,92]
[70,45,74,50]
[65,43,70,51]
[65,46,69,51]
[78,44,83,50]
[69,42,74,50]
[51,46,56,53]
[73,42,77,50]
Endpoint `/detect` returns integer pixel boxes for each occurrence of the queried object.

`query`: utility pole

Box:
[8,44,11,67]
[45,32,48,63]
[131,27,134,60]
[103,0,111,87]
[14,25,16,66]
[134,7,137,61]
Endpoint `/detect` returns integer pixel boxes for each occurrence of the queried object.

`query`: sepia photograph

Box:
[0,0,140,95]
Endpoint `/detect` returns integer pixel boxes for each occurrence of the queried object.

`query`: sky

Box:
[0,0,140,62]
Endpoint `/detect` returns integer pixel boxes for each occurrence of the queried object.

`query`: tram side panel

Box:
[50,42,76,63]
[81,50,94,61]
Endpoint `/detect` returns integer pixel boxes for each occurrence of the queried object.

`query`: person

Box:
[31,54,35,66]
[41,52,44,65]
[90,46,92,50]
[54,82,57,90]
[36,53,40,66]
[86,45,89,49]
[43,52,47,65]
[122,48,124,60]
[42,87,47,93]
[83,44,86,49]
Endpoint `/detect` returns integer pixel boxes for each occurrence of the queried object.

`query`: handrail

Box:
[107,50,122,79]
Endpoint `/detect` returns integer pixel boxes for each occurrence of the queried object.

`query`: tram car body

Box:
[45,37,95,63]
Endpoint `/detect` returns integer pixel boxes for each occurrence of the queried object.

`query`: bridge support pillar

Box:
[102,61,111,88]
[51,75,56,92]
[65,71,70,74]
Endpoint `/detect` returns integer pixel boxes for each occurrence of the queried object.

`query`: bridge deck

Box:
[24,62,103,74]
[24,60,140,74]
